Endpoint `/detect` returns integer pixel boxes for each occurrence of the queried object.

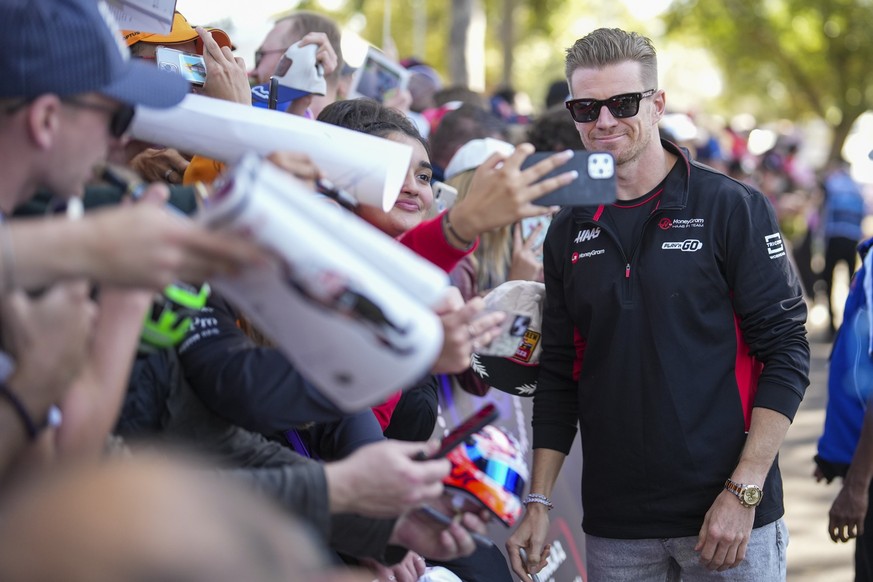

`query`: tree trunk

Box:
[449,0,472,86]
[828,111,862,165]
[412,0,426,59]
[500,0,516,86]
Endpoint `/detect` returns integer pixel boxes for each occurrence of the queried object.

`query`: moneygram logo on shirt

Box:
[571,248,605,263]
[574,227,601,244]
[661,218,704,230]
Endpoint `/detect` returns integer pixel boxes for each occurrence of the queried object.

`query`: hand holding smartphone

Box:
[519,215,550,250]
[413,404,500,546]
[156,46,207,86]
[416,403,498,460]
[416,504,494,548]
[520,150,617,207]
[433,182,458,213]
[348,46,410,103]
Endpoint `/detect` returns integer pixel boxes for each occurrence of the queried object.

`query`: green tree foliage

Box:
[663,0,873,162]
[309,0,601,108]
[301,1,668,112]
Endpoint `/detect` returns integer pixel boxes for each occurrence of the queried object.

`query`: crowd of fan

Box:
[0,1,589,581]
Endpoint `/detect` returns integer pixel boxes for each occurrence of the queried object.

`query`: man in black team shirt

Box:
[508,28,809,581]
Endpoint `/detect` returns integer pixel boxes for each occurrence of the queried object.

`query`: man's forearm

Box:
[844,400,873,493]
[6,217,94,291]
[529,447,568,497]
[732,407,792,484]
[57,288,151,457]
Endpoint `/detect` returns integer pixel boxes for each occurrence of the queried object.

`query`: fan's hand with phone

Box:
[323,439,450,518]
[390,496,490,562]
[412,404,501,550]
[196,26,250,105]
[403,400,498,558]
[445,144,575,246]
[509,221,545,282]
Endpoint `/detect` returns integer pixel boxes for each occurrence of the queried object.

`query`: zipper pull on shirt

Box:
[625,263,631,278]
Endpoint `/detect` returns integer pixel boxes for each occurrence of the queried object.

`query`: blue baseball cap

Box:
[251,84,311,105]
[251,42,326,106]
[0,0,188,108]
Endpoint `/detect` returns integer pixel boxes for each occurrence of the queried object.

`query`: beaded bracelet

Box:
[0,383,60,441]
[523,493,554,510]
[441,211,475,251]
[0,382,38,440]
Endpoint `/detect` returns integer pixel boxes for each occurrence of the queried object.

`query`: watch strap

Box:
[724,478,762,507]
[724,478,743,497]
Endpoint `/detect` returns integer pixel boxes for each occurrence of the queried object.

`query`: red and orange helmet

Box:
[444,425,529,527]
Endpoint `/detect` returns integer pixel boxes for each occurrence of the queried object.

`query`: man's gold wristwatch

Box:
[724,478,763,508]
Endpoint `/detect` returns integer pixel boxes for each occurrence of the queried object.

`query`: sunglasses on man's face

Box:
[62,98,136,138]
[565,89,656,123]
[3,97,136,139]
[254,48,287,69]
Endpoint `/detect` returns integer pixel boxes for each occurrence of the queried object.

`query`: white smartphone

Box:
[156,46,206,86]
[520,215,550,246]
[348,46,410,102]
[433,182,458,213]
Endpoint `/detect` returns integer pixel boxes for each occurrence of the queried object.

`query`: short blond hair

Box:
[564,28,658,91]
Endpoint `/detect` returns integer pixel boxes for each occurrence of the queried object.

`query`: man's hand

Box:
[81,199,266,290]
[813,465,831,484]
[296,32,338,78]
[1,282,97,414]
[694,490,755,571]
[266,152,321,191]
[828,480,869,542]
[506,504,552,579]
[0,281,96,472]
[197,27,251,105]
[431,288,505,374]
[285,95,314,117]
[324,440,450,518]
[128,147,190,185]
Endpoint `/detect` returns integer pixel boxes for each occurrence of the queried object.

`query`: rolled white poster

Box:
[131,94,412,211]
[199,154,448,412]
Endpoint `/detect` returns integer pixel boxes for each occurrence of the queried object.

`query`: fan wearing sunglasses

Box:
[509,27,808,582]
[0,0,273,480]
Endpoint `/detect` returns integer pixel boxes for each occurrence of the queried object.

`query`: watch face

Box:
[741,486,762,506]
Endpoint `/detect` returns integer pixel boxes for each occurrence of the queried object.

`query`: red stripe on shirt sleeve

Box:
[734,313,763,431]
[573,328,587,382]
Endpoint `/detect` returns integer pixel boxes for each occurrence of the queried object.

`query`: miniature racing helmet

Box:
[444,425,529,527]
[139,282,211,351]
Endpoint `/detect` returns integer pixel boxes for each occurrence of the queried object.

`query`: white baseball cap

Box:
[444,137,515,180]
[252,41,326,104]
